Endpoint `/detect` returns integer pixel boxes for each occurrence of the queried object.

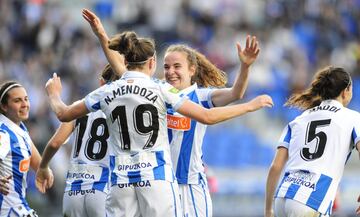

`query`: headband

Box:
[127,52,156,65]
[0,83,22,103]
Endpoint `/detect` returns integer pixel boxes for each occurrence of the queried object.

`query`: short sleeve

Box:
[84,86,106,112]
[0,131,11,160]
[197,88,215,108]
[278,124,291,149]
[159,83,187,111]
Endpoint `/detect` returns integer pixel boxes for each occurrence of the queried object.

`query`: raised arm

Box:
[177,94,273,125]
[46,73,89,122]
[36,121,74,193]
[265,147,288,217]
[82,8,126,76]
[211,35,260,107]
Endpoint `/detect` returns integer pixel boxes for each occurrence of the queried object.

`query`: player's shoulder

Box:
[151,78,167,85]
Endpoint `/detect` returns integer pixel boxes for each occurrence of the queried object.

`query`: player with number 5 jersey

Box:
[36,64,119,217]
[265,66,360,217]
[45,31,273,217]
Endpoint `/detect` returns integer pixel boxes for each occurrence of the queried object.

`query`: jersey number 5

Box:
[301,119,331,161]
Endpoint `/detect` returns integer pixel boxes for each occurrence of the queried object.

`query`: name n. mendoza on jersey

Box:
[85,71,186,217]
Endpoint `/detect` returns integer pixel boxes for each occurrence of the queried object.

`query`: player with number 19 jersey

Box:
[84,71,187,185]
[65,110,110,193]
[275,100,360,215]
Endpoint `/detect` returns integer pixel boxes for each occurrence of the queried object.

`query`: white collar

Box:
[121,71,150,80]
[319,99,344,108]
[178,83,198,96]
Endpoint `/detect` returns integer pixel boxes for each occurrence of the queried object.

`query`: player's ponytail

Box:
[101,64,120,82]
[285,66,351,110]
[109,31,155,70]
[165,44,227,87]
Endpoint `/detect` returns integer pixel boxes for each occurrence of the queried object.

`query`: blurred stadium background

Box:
[1,0,359,216]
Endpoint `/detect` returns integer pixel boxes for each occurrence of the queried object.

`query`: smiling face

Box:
[164,51,196,90]
[0,87,30,125]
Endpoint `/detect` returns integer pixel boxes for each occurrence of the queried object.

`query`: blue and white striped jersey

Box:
[275,100,360,215]
[0,114,33,216]
[167,83,214,184]
[65,111,110,193]
[84,71,186,185]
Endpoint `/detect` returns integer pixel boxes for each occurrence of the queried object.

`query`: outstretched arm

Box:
[177,94,273,125]
[46,73,89,122]
[82,8,126,76]
[36,122,74,193]
[265,147,288,217]
[211,35,260,107]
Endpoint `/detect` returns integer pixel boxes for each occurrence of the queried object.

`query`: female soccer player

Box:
[45,31,273,217]
[36,64,119,217]
[265,66,360,217]
[82,9,260,216]
[0,81,52,217]
[163,41,258,217]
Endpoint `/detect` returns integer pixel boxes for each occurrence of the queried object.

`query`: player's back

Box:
[84,71,185,184]
[285,100,358,178]
[65,111,110,192]
[276,99,360,214]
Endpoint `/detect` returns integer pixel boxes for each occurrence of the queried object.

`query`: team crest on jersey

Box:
[19,158,30,173]
[169,87,179,94]
[167,114,191,131]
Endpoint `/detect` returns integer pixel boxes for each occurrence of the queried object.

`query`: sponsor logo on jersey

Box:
[169,87,179,93]
[167,114,191,131]
[19,158,30,173]
[117,180,151,188]
[68,189,95,196]
[117,162,152,171]
[284,171,316,190]
[66,172,96,180]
